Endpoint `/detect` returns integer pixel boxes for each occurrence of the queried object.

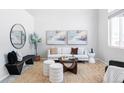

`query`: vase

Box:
[35,55,41,61]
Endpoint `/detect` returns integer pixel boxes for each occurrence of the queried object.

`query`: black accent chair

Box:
[5,51,35,75]
[5,51,24,75]
[105,60,124,83]
[5,61,24,75]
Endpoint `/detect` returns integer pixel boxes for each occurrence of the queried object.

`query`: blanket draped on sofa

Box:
[103,66,124,83]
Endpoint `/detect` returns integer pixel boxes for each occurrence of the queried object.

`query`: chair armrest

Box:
[5,61,24,66]
[123,80,124,83]
[109,60,124,68]
[105,66,108,72]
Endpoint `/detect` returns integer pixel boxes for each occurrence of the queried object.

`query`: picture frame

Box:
[46,31,66,44]
[67,30,88,45]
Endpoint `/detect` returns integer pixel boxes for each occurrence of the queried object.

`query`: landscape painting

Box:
[67,30,88,44]
[46,31,66,44]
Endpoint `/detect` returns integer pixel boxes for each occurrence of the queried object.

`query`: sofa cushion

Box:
[71,48,78,54]
[50,48,57,54]
[48,54,72,57]
[48,54,62,57]
[74,55,88,59]
[62,54,72,57]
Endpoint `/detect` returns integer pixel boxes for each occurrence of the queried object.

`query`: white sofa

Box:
[48,47,88,61]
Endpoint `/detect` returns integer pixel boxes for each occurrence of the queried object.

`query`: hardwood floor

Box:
[13,60,106,83]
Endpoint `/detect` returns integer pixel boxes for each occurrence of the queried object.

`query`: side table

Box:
[88,53,96,63]
[43,60,55,76]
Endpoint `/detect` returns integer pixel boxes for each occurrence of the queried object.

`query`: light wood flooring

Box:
[13,60,106,83]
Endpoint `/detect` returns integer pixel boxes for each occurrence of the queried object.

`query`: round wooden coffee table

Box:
[59,58,77,74]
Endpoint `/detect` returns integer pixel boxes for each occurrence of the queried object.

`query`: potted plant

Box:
[30,32,42,61]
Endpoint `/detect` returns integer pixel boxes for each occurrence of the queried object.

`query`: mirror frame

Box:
[10,24,26,49]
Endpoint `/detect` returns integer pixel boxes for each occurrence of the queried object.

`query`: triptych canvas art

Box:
[46,30,88,45]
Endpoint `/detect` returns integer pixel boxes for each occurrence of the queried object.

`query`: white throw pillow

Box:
[78,48,88,55]
[57,48,62,54]
[61,48,71,54]
[16,51,23,61]
[78,48,84,55]
[84,49,88,55]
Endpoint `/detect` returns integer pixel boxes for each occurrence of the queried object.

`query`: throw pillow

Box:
[7,52,15,64]
[16,51,23,61]
[57,48,62,54]
[11,51,18,62]
[50,48,57,54]
[71,48,78,54]
[61,48,71,54]
[78,48,84,54]
[7,51,18,64]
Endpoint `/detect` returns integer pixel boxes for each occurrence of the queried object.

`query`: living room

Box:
[0,9,124,83]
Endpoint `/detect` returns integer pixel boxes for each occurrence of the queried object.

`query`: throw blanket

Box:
[103,66,124,83]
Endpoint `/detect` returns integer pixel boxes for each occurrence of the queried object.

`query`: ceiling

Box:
[26,9,99,16]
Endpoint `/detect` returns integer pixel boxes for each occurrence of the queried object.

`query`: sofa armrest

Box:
[48,49,51,55]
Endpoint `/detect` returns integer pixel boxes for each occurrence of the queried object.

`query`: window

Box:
[108,9,124,48]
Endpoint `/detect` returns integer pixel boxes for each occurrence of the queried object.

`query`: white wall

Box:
[0,10,34,81]
[27,9,99,58]
[98,10,124,64]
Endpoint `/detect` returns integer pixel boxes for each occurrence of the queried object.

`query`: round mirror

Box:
[10,24,26,49]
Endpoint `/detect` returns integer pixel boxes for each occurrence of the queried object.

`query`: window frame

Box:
[108,9,124,49]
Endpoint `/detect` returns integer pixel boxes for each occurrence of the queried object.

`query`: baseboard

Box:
[0,74,9,82]
[0,65,9,81]
[96,58,108,65]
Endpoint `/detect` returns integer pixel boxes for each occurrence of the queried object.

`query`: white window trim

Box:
[108,9,124,49]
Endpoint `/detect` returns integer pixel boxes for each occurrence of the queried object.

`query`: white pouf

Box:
[88,53,96,63]
[43,60,55,76]
[49,63,63,83]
